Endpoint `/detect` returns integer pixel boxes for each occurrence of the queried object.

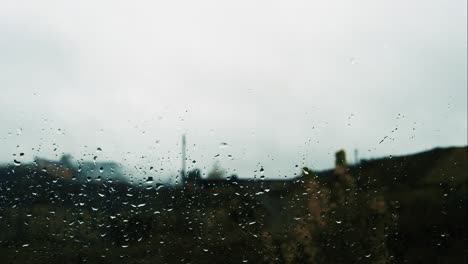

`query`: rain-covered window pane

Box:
[0,1,467,263]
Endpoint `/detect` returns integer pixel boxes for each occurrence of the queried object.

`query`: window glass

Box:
[0,1,466,263]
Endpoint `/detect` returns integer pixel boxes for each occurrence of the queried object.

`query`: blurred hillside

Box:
[313,146,467,263]
[0,146,466,263]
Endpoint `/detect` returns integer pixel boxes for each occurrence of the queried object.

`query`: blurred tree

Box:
[59,154,75,169]
[207,162,226,180]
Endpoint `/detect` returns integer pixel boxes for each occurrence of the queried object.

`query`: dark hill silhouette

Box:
[314,146,467,263]
[0,146,466,263]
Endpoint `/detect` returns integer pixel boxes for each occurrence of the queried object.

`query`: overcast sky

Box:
[0,0,466,181]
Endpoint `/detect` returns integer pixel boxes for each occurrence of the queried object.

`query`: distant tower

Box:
[354,149,359,165]
[335,150,346,167]
[334,149,347,175]
[181,134,187,185]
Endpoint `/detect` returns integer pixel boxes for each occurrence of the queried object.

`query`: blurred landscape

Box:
[0,145,466,263]
[1,1,466,263]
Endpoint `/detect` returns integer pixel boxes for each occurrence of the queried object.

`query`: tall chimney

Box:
[181,134,186,184]
[354,148,358,165]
